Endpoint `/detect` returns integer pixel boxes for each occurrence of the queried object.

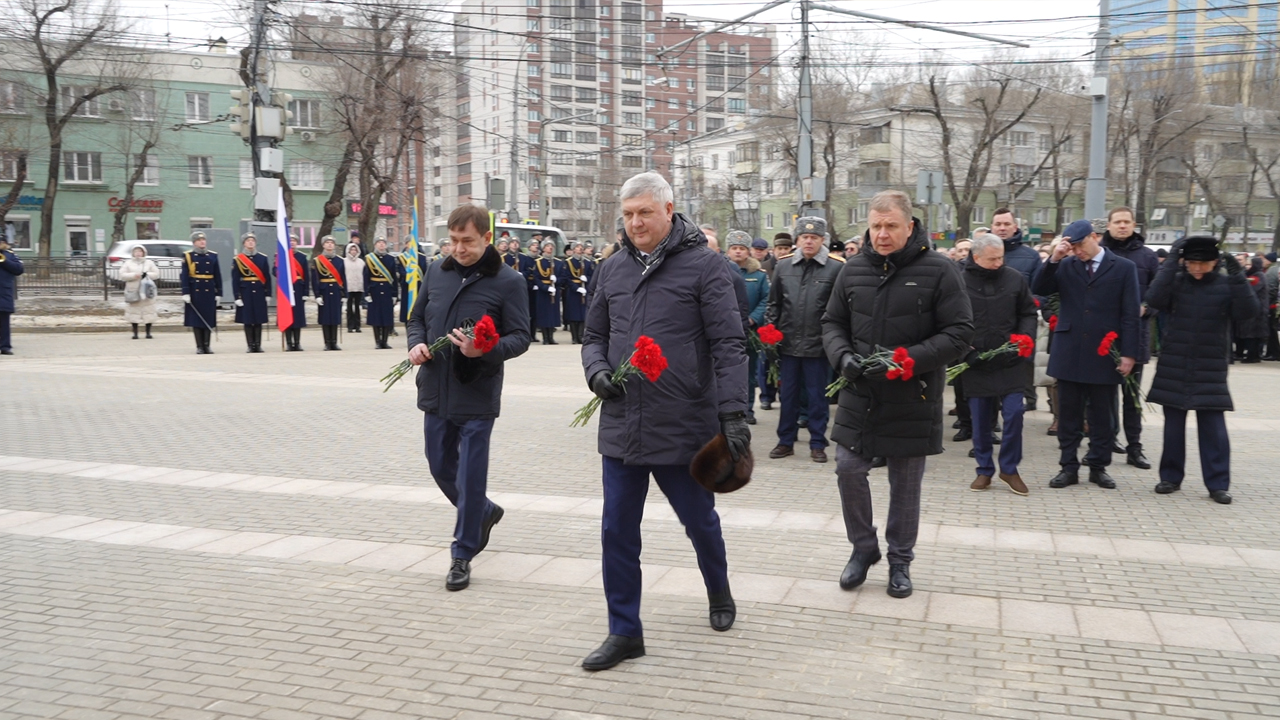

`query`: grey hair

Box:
[620,171,674,206]
[699,223,717,232]
[868,190,913,222]
[970,233,1003,257]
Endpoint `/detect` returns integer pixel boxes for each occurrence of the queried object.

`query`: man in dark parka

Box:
[822,190,973,600]
[580,171,748,671]
[407,205,531,590]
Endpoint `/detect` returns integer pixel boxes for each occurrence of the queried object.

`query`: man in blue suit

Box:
[1032,219,1142,489]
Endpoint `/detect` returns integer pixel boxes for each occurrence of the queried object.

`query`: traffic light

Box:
[229,88,252,139]
[270,92,294,137]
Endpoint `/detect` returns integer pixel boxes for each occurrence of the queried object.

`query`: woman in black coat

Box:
[1145,236,1259,504]
[1234,257,1270,363]
[958,235,1037,495]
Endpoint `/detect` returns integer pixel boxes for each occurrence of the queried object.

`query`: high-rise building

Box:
[1110,0,1279,105]
[442,0,775,245]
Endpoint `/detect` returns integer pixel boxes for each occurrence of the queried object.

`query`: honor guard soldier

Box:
[364,237,401,349]
[273,233,309,351]
[232,232,271,353]
[563,241,590,344]
[532,239,566,344]
[312,236,347,350]
[180,230,223,354]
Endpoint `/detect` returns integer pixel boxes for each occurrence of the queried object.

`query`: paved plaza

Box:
[2,328,1279,720]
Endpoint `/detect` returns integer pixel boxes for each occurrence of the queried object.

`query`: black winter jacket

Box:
[822,221,973,458]
[582,213,747,465]
[958,259,1037,399]
[407,246,532,421]
[765,245,845,357]
[1145,258,1258,411]
[1000,230,1043,288]
[1235,271,1270,339]
[1102,230,1160,363]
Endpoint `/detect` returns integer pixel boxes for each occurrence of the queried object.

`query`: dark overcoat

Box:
[232,252,271,325]
[311,254,347,326]
[0,249,23,313]
[1031,250,1141,385]
[364,252,400,327]
[271,249,309,329]
[958,259,1037,398]
[180,250,222,328]
[406,246,531,421]
[562,256,591,322]
[1145,257,1259,411]
[530,255,566,328]
[1102,231,1160,363]
[582,212,747,466]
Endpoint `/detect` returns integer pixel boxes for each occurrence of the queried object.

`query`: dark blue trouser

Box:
[757,355,776,403]
[970,393,1024,476]
[601,456,729,638]
[0,312,9,351]
[777,355,829,448]
[424,413,497,560]
[1159,407,1230,491]
[1056,380,1116,471]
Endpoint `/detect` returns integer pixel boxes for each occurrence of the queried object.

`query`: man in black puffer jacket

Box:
[1145,236,1258,504]
[822,190,973,600]
[1101,207,1160,468]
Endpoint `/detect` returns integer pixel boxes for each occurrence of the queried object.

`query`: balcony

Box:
[734,160,759,176]
[858,143,893,162]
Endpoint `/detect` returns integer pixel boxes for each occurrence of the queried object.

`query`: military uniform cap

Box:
[190,230,207,241]
[793,216,827,239]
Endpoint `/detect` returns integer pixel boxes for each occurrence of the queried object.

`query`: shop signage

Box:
[107,196,165,212]
[347,201,397,217]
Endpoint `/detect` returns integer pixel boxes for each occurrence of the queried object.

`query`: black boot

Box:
[540,329,550,346]
[204,329,214,354]
[144,324,152,339]
[131,323,139,339]
[546,329,558,345]
[253,325,265,352]
[244,325,255,352]
[193,329,204,354]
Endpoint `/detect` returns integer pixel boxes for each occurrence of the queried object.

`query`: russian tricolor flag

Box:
[275,188,295,332]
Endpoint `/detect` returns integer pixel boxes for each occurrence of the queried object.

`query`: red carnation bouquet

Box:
[1097,331,1146,413]
[381,315,501,392]
[1048,315,1058,332]
[752,323,784,385]
[946,333,1035,382]
[571,335,669,427]
[826,345,915,396]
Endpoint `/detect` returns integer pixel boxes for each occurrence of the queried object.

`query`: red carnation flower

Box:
[891,347,910,364]
[1097,331,1118,356]
[630,335,669,383]
[1048,315,1058,331]
[1010,333,1035,358]
[757,324,784,346]
[472,315,500,354]
[886,367,902,380]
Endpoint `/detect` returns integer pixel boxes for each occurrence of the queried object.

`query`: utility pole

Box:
[796,0,813,214]
[508,44,526,223]
[1084,0,1111,221]
[231,0,290,224]
[248,0,274,222]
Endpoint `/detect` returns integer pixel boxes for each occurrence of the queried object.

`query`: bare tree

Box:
[109,111,161,244]
[11,0,136,258]
[0,153,27,243]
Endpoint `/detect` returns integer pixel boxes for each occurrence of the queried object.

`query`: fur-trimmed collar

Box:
[440,245,502,277]
[734,256,761,273]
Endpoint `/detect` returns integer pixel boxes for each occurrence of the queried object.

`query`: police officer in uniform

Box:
[180,230,222,354]
[532,239,566,344]
[504,237,536,336]
[273,233,309,351]
[364,237,401,349]
[563,241,591,344]
[312,236,347,350]
[232,232,271,353]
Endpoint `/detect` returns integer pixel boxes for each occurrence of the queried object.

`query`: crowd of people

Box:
[405,171,1266,674]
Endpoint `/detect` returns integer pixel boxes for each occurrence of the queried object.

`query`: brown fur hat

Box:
[690,434,753,493]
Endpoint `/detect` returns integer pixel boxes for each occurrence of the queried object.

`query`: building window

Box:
[3,216,31,249]
[623,112,640,126]
[765,213,774,229]
[528,64,541,77]
[65,218,90,253]
[551,63,572,78]
[1033,208,1050,225]
[552,196,573,209]
[239,159,253,189]
[528,18,541,30]
[846,169,856,188]
[62,151,102,183]
[1005,130,1033,147]
[185,92,210,122]
[576,131,596,143]
[764,179,773,194]
[0,81,26,114]
[0,151,24,182]
[188,156,213,187]
[859,124,888,145]
[645,117,655,129]
[528,109,542,121]
[288,99,321,128]
[622,155,642,168]
[133,153,159,185]
[728,98,746,114]
[645,97,655,109]
[971,206,986,224]
[135,219,160,239]
[858,201,869,222]
[59,87,101,117]
[686,78,696,91]
[860,161,890,185]
[290,160,324,190]
[130,88,156,121]
[553,130,571,142]
[576,87,597,102]
[711,154,719,170]
[645,32,655,43]
[707,117,724,131]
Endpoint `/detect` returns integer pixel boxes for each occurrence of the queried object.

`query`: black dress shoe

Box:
[1048,470,1079,488]
[839,549,882,590]
[709,591,736,631]
[1127,448,1152,470]
[478,504,504,554]
[797,417,809,428]
[870,456,886,468]
[445,558,471,591]
[951,420,962,429]
[745,414,757,425]
[760,400,772,410]
[1088,467,1117,489]
[1210,490,1233,504]
[887,563,912,598]
[1154,481,1180,494]
[582,634,645,671]
[989,434,1001,445]
[952,428,972,442]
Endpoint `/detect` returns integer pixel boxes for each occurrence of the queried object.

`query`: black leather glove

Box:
[1222,253,1243,276]
[840,354,864,382]
[141,272,148,279]
[994,352,1022,369]
[862,359,889,380]
[1169,238,1186,261]
[589,370,624,401]
[719,411,751,462]
[964,349,985,367]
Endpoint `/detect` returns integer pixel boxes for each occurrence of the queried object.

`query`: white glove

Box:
[182,294,191,303]
[549,287,556,297]
[234,299,244,307]
[577,286,587,296]
[549,274,557,284]
[317,296,324,306]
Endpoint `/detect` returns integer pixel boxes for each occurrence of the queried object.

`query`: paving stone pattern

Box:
[1,329,1279,719]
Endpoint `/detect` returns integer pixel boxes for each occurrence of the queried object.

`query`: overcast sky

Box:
[117,0,1106,66]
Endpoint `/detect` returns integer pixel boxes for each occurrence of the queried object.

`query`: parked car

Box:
[105,240,193,288]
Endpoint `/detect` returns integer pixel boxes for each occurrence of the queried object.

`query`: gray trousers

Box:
[835,445,927,565]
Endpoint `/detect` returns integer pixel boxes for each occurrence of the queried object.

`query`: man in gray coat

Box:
[580,172,749,671]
